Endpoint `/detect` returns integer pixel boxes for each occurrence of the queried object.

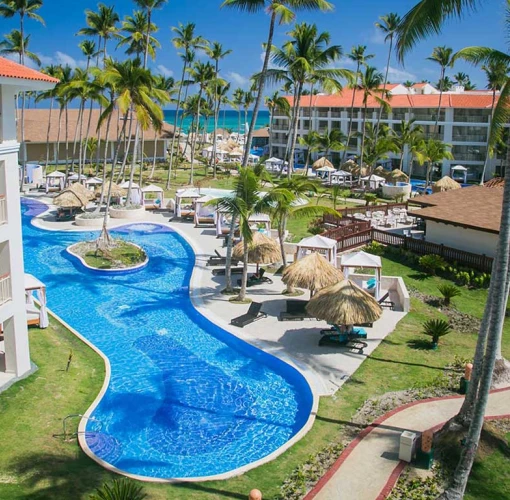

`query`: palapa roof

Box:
[297,234,337,250]
[232,232,282,264]
[306,279,383,325]
[53,188,89,208]
[69,181,95,201]
[389,169,409,182]
[313,157,334,169]
[99,182,126,198]
[341,251,382,269]
[282,252,344,293]
[252,127,270,138]
[484,177,505,188]
[431,176,461,193]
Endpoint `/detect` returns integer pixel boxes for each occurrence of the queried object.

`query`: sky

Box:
[1,0,508,106]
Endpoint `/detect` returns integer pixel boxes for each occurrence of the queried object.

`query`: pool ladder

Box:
[61,414,101,440]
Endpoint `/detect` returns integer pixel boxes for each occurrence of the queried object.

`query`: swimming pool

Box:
[21,199,313,480]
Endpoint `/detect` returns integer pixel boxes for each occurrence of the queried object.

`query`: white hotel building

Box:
[0,57,58,388]
[271,83,504,181]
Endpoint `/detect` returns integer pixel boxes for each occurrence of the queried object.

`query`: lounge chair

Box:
[212,267,244,276]
[279,300,313,321]
[237,268,273,287]
[231,302,267,328]
[206,250,240,267]
[378,292,395,310]
[318,325,368,353]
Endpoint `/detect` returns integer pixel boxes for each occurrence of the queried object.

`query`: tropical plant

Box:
[317,129,346,159]
[231,87,245,140]
[435,75,454,91]
[330,185,350,210]
[0,29,40,64]
[414,137,454,188]
[427,46,454,125]
[360,123,398,173]
[422,319,452,347]
[89,478,147,500]
[266,91,291,158]
[393,119,423,172]
[453,71,470,87]
[403,80,415,89]
[418,254,447,275]
[298,131,320,173]
[437,283,461,306]
[364,193,377,206]
[133,0,167,66]
[116,10,160,60]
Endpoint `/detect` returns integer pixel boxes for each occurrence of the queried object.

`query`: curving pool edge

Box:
[26,198,319,483]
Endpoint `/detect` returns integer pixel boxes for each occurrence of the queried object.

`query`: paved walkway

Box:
[306,387,510,500]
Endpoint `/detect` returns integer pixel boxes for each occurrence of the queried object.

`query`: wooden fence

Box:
[323,219,371,240]
[323,202,409,223]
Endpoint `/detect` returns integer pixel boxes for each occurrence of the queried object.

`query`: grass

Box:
[82,240,146,270]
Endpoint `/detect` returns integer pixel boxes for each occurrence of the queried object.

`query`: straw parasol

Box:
[389,169,409,182]
[232,232,282,272]
[282,252,344,297]
[53,188,89,208]
[69,181,95,201]
[306,279,382,325]
[432,175,461,193]
[313,157,334,170]
[94,182,127,198]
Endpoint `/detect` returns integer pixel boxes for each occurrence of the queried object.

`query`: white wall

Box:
[425,221,498,258]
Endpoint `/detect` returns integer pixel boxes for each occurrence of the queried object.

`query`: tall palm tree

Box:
[221,0,334,169]
[79,40,98,70]
[232,88,245,140]
[394,118,423,171]
[298,131,320,174]
[0,29,40,64]
[206,41,232,176]
[117,10,160,60]
[357,65,391,172]
[166,23,208,188]
[187,61,216,185]
[374,13,401,136]
[317,128,346,160]
[403,80,415,90]
[133,0,167,67]
[344,45,374,161]
[453,71,469,87]
[53,65,72,171]
[427,46,454,126]
[266,91,291,158]
[242,88,255,136]
[414,137,454,188]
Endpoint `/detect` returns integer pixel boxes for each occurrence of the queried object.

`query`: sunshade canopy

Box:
[340,251,382,269]
[232,232,281,264]
[432,176,461,193]
[141,184,164,193]
[313,157,334,169]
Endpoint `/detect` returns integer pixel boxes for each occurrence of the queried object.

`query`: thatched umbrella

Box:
[94,182,127,198]
[306,278,382,325]
[282,252,344,297]
[432,175,461,193]
[53,189,89,208]
[374,166,387,179]
[233,232,282,272]
[69,181,95,201]
[313,157,334,169]
[389,169,409,183]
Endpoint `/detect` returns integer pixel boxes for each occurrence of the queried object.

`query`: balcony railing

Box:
[0,273,11,306]
[452,134,488,143]
[0,196,6,225]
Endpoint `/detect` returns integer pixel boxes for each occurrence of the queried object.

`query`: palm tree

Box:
[453,71,470,87]
[414,138,454,188]
[187,61,216,185]
[232,88,245,140]
[357,66,390,172]
[317,128,346,160]
[0,29,40,64]
[344,45,374,161]
[360,123,398,172]
[133,0,167,66]
[394,118,423,171]
[166,23,208,188]
[53,65,72,171]
[266,91,291,158]
[298,131,320,173]
[242,88,255,136]
[221,0,334,169]
[374,13,401,136]
[79,40,98,70]
[117,10,160,60]
[403,80,414,90]
[427,46,454,126]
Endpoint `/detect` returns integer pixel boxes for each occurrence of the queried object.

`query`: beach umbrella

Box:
[306,278,382,326]
[389,169,409,182]
[53,189,89,208]
[432,176,461,193]
[232,232,282,272]
[282,252,344,297]
[313,157,334,169]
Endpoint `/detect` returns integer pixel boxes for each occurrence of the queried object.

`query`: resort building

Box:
[271,85,504,181]
[412,184,503,257]
[19,109,176,166]
[0,57,58,387]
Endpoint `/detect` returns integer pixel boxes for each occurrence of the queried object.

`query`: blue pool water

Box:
[21,199,313,479]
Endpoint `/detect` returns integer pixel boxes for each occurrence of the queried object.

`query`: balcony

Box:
[413,113,443,122]
[0,273,11,306]
[452,134,488,143]
[0,196,6,225]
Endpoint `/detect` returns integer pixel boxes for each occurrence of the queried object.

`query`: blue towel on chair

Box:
[367,278,376,289]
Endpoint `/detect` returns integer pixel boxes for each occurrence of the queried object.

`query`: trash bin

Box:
[399,431,417,462]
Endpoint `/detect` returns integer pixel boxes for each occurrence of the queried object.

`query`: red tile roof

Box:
[0,57,59,84]
[286,89,497,109]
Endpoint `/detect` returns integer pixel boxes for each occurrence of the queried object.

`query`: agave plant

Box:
[89,479,147,500]
[437,283,461,306]
[422,319,452,348]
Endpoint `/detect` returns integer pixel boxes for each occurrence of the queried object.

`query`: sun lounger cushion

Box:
[366,278,376,289]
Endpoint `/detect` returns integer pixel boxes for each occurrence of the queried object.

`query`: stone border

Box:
[75,214,107,227]
[24,197,319,483]
[66,241,149,274]
[109,206,145,220]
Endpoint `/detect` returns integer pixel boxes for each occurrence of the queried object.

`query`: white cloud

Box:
[337,56,356,68]
[368,27,386,45]
[38,51,86,69]
[226,71,249,87]
[156,65,174,78]
[385,66,417,82]
[3,52,40,69]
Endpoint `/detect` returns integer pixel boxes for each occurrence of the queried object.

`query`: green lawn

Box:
[83,240,146,269]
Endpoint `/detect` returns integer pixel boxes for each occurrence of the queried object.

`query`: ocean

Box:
[163,109,270,134]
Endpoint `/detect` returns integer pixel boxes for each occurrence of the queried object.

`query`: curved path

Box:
[305,387,510,500]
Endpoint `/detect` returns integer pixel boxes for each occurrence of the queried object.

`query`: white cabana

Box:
[265,157,284,171]
[25,163,43,186]
[330,170,353,186]
[450,165,468,183]
[228,151,243,163]
[248,213,271,235]
[295,235,337,265]
[24,273,48,328]
[119,181,143,205]
[248,154,260,165]
[340,250,382,300]
[67,173,88,186]
[175,188,201,218]
[141,184,165,210]
[202,146,229,163]
[361,174,386,190]
[215,208,232,237]
[84,177,103,191]
[194,194,217,226]
[45,171,66,193]
[316,165,336,183]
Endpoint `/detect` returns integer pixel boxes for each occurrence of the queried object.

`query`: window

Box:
[452,144,487,162]
[452,126,488,143]
[454,109,490,123]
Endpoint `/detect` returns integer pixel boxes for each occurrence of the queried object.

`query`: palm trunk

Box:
[224,215,237,293]
[279,217,287,268]
[127,122,140,205]
[77,101,86,178]
[242,11,277,168]
[287,85,303,179]
[237,238,250,301]
[117,113,134,183]
[189,90,203,185]
[268,107,274,158]
[83,101,94,172]
[98,110,114,209]
[71,101,84,172]
[64,104,70,177]
[212,60,220,178]
[435,68,445,128]
[375,38,393,139]
[150,135,158,179]
[344,63,360,162]
[284,86,299,167]
[360,101,368,170]
[138,130,145,185]
[480,90,497,185]
[55,106,63,167]
[45,97,54,173]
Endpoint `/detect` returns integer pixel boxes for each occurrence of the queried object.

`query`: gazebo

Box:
[175,188,201,218]
[119,181,143,205]
[45,171,66,193]
[194,194,217,226]
[248,213,271,235]
[84,177,103,191]
[316,165,336,183]
[141,184,165,210]
[432,176,461,193]
[361,174,386,190]
[265,157,284,171]
[295,234,337,265]
[67,173,88,186]
[330,170,353,186]
[340,250,382,300]
[450,165,468,183]
[24,274,48,328]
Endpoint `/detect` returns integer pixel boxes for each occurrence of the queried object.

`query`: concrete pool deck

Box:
[28,197,407,397]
